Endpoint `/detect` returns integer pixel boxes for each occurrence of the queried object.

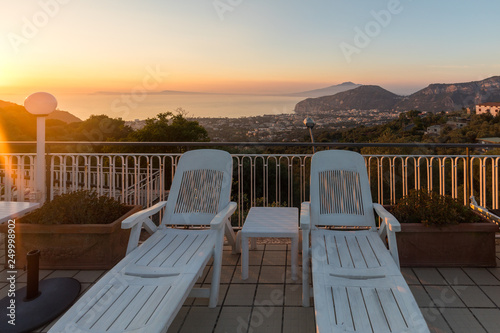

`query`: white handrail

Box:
[1,152,499,226]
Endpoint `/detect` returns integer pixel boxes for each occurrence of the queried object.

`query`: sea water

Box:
[1,93,303,121]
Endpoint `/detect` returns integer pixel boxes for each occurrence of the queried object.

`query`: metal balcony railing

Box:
[1,141,500,226]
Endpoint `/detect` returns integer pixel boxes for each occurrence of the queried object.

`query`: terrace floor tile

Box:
[452,285,495,307]
[265,244,287,251]
[3,237,500,333]
[72,270,106,283]
[178,307,220,333]
[282,307,316,333]
[205,265,235,284]
[424,285,466,308]
[224,284,257,306]
[249,306,283,333]
[439,308,486,333]
[232,265,260,284]
[438,267,475,285]
[470,308,500,333]
[167,307,189,333]
[420,307,452,333]
[262,250,286,266]
[413,268,447,285]
[284,284,303,306]
[192,283,229,307]
[222,251,240,266]
[409,285,434,308]
[214,306,252,333]
[463,268,500,285]
[401,267,420,285]
[255,284,284,306]
[480,285,500,307]
[259,265,286,284]
[246,250,264,266]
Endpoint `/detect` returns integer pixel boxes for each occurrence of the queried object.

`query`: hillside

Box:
[295,76,500,114]
[0,99,81,123]
[317,111,500,155]
[294,85,401,114]
[0,100,37,140]
[287,82,361,98]
[0,99,82,140]
[48,110,82,123]
[0,100,206,147]
[395,76,500,112]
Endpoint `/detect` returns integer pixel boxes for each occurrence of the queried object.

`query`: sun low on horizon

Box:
[1,0,500,105]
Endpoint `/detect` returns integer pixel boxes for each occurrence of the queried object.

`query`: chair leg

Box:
[234,230,242,254]
[241,235,249,280]
[209,232,224,308]
[302,230,310,307]
[291,235,298,281]
[250,237,257,250]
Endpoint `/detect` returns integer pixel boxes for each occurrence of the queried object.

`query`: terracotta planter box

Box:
[396,222,498,267]
[0,205,142,270]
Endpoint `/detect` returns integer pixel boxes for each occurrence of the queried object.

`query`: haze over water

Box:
[1,93,303,121]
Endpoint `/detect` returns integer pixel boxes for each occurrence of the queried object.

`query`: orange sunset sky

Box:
[1,0,500,97]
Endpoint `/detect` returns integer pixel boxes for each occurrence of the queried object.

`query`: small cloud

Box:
[427,65,472,69]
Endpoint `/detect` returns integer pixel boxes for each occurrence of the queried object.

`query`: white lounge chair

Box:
[301,150,429,333]
[49,149,237,333]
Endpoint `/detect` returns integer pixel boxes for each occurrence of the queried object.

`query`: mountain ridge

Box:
[295,76,500,114]
[0,99,82,123]
[295,85,401,114]
[287,82,362,98]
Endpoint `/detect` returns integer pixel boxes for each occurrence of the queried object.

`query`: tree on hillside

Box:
[127,109,209,152]
[314,110,500,155]
[69,115,133,142]
[46,119,72,140]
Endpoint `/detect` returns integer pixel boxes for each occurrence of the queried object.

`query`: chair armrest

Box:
[373,203,400,232]
[121,201,167,230]
[210,202,237,230]
[122,201,167,255]
[373,203,401,268]
[300,202,311,230]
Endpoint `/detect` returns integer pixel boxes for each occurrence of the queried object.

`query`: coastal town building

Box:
[446,120,467,129]
[476,102,500,116]
[425,120,467,136]
[426,125,442,135]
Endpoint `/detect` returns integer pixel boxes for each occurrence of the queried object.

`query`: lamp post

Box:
[303,117,316,153]
[24,92,57,203]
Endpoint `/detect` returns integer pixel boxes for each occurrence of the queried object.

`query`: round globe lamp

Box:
[24,92,57,203]
[303,117,316,153]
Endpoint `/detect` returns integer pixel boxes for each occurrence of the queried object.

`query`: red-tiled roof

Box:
[477,102,500,107]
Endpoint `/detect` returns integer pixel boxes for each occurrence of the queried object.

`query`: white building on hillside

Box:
[476,103,500,116]
[426,125,442,135]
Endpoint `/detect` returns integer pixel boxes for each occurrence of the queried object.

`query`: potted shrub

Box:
[0,190,142,269]
[390,189,499,267]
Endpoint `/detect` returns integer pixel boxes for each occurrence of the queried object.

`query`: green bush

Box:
[391,189,483,227]
[21,190,130,225]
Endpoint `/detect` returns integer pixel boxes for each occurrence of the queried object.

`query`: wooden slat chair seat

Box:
[310,230,401,278]
[314,274,425,333]
[302,150,429,333]
[50,150,237,333]
[311,230,427,333]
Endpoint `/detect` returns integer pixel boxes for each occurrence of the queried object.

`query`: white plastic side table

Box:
[239,207,299,280]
